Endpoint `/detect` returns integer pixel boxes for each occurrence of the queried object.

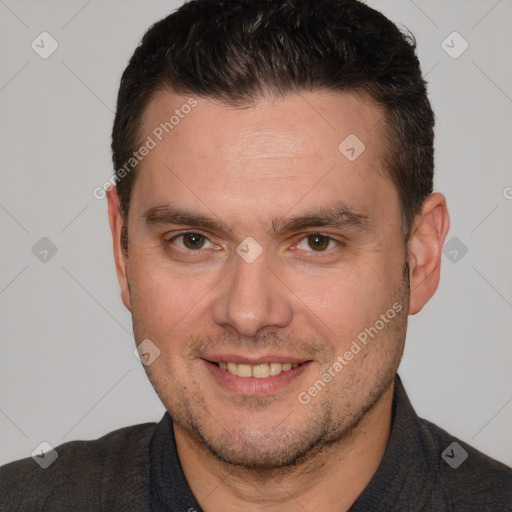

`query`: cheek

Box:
[288,261,405,377]
[127,255,213,340]
[291,261,394,333]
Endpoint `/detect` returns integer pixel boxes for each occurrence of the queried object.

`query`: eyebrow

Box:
[143,202,373,235]
[143,204,231,232]
[271,205,373,235]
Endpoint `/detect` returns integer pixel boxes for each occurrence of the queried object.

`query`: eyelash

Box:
[165,231,344,256]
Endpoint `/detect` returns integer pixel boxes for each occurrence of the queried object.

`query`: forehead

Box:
[132,90,398,232]
[141,88,384,158]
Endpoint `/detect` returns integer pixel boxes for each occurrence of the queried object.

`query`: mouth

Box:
[212,361,301,378]
[202,357,313,396]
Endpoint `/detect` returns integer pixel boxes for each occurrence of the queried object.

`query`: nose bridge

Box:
[212,250,293,337]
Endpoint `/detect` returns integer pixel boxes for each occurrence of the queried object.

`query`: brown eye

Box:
[296,234,338,253]
[306,234,331,251]
[181,233,206,250]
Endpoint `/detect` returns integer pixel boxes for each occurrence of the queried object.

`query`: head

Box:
[108,0,449,470]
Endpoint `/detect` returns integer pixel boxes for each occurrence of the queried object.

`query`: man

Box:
[1,0,511,510]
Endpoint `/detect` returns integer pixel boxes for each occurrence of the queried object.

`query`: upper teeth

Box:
[219,362,299,378]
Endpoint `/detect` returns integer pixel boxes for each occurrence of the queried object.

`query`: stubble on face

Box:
[130,261,410,473]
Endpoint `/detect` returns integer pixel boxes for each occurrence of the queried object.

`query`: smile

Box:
[216,361,300,378]
[203,356,312,395]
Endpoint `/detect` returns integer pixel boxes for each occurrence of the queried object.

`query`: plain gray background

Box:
[0,0,511,468]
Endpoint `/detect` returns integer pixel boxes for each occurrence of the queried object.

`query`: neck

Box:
[175,381,394,512]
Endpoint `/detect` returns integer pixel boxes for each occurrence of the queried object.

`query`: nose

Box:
[211,251,294,338]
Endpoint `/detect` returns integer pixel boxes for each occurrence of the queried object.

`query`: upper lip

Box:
[202,353,312,365]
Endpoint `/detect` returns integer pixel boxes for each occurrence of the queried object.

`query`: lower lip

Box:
[203,360,312,396]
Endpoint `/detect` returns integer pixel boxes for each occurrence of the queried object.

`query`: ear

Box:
[107,187,132,311]
[407,192,450,315]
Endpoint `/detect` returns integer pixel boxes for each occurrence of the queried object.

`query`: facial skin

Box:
[108,90,449,511]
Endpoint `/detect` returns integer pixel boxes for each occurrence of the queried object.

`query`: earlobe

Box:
[106,187,132,311]
[407,192,450,315]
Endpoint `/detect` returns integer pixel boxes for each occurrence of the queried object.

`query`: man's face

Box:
[118,91,410,469]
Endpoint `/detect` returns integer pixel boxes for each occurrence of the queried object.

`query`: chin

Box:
[193,423,328,471]
[176,398,350,471]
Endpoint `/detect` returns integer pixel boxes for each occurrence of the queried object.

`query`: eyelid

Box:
[164,230,344,254]
[166,230,216,251]
[293,233,345,253]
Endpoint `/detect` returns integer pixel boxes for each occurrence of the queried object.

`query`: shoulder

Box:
[418,417,512,510]
[0,420,158,511]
